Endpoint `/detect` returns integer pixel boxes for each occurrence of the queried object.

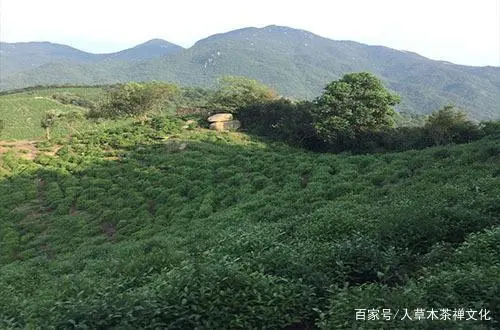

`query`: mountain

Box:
[0,41,102,75]
[0,38,183,75]
[1,26,499,120]
[102,39,183,61]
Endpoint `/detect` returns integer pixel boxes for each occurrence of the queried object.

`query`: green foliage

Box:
[238,99,323,149]
[51,92,96,109]
[394,111,427,127]
[0,119,4,136]
[148,116,183,135]
[232,78,492,154]
[425,105,482,145]
[0,117,499,328]
[175,87,214,110]
[40,110,59,140]
[40,110,59,129]
[91,82,180,119]
[480,120,500,138]
[0,86,115,140]
[313,72,400,145]
[208,76,277,114]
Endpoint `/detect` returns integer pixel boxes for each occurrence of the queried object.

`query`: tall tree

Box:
[312,72,400,145]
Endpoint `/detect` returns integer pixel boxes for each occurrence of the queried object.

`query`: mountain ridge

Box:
[0,38,184,74]
[1,25,499,120]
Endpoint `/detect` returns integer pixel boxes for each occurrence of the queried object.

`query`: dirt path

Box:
[0,140,61,160]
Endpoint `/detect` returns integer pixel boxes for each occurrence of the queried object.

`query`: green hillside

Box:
[0,87,131,140]
[0,93,85,140]
[1,26,499,120]
[1,117,499,328]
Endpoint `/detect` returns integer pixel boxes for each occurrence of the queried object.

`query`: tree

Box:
[95,82,180,120]
[40,110,59,140]
[312,72,400,145]
[425,105,481,145]
[208,76,277,114]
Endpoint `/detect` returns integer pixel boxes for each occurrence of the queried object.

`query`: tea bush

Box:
[0,117,498,328]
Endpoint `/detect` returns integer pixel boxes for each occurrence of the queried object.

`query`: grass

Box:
[0,117,499,329]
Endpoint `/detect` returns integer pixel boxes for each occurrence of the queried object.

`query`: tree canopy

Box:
[425,105,481,145]
[95,82,180,119]
[312,72,400,144]
[208,76,277,114]
[40,110,59,140]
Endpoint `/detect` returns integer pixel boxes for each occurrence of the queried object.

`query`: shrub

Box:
[148,116,182,134]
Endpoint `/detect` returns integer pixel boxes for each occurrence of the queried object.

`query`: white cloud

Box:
[0,0,498,66]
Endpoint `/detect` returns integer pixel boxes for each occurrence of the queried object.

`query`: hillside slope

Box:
[0,87,133,140]
[0,119,499,328]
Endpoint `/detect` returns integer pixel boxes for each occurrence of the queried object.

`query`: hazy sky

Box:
[1,0,499,66]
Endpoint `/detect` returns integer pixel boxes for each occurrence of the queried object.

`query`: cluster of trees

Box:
[85,77,276,122]
[32,73,497,152]
[216,73,492,153]
[87,82,180,120]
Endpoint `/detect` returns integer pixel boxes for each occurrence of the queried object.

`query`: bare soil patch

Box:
[0,140,61,160]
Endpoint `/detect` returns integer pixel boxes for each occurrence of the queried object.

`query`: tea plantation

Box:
[0,116,499,329]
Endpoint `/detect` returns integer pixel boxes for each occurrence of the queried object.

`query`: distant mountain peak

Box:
[262,24,297,31]
[138,39,178,47]
[104,39,183,61]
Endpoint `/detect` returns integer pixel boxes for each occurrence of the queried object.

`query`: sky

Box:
[0,0,499,67]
